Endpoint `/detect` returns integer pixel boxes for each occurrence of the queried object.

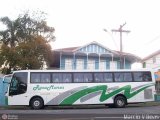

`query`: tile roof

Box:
[54,47,79,52]
[53,41,141,62]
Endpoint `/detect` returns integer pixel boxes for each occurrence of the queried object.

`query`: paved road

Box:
[0,105,160,120]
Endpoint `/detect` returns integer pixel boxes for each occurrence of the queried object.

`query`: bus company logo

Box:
[33,85,64,91]
[1,114,8,120]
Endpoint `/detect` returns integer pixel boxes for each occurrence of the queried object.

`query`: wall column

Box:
[111,54,114,62]
[99,54,101,70]
[60,52,62,70]
[73,53,76,70]
[123,56,126,69]
[86,53,88,69]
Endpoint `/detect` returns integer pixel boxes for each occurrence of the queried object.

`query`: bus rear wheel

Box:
[30,97,44,109]
[114,96,126,108]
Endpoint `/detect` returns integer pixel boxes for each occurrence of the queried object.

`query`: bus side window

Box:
[142,72,152,81]
[123,73,132,82]
[104,73,113,82]
[41,73,51,83]
[114,73,122,82]
[73,73,83,83]
[94,73,103,82]
[31,73,41,83]
[63,73,72,83]
[52,73,62,83]
[84,73,93,83]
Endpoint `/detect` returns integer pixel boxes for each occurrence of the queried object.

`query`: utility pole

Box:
[112,22,130,69]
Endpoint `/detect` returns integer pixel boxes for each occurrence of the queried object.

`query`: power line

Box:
[103,29,119,50]
[145,34,160,45]
[111,22,130,69]
[111,22,130,52]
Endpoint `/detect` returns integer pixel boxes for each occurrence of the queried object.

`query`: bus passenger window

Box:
[52,73,62,83]
[114,72,132,82]
[94,73,103,82]
[114,73,122,82]
[63,73,72,83]
[73,73,83,83]
[142,72,152,81]
[104,73,113,82]
[133,72,142,82]
[31,73,41,83]
[123,73,132,82]
[41,73,51,83]
[84,73,93,83]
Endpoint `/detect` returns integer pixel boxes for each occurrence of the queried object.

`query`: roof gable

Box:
[74,41,114,54]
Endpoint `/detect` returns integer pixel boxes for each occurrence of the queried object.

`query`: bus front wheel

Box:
[30,97,44,109]
[114,96,126,108]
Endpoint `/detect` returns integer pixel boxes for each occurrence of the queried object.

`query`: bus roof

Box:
[12,68,154,73]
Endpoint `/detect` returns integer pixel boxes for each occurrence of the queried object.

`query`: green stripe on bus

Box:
[60,83,154,105]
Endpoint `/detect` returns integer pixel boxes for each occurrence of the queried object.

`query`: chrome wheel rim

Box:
[34,100,40,107]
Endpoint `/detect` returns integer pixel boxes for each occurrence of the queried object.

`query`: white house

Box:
[142,50,160,93]
[51,41,141,70]
[142,50,160,69]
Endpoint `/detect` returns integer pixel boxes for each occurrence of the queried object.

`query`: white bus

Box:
[5,69,155,109]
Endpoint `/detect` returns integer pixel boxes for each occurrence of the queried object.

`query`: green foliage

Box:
[16,36,52,69]
[0,11,55,74]
[0,17,20,47]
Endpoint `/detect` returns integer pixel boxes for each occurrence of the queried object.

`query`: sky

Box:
[0,0,160,59]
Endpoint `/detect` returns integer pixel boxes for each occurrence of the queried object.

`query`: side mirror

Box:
[3,74,12,84]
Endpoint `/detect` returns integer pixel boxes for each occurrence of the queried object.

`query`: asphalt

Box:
[0,102,160,120]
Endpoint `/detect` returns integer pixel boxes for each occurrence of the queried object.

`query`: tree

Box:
[16,12,55,42]
[16,36,52,70]
[0,44,19,74]
[0,17,20,48]
[0,11,55,74]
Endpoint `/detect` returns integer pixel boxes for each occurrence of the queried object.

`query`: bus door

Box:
[8,72,28,105]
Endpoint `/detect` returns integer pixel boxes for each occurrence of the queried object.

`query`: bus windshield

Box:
[9,72,28,96]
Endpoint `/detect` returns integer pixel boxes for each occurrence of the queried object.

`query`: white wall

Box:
[131,62,142,69]
[145,54,160,69]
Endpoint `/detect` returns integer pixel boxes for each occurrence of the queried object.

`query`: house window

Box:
[76,59,84,70]
[65,58,72,70]
[110,61,117,69]
[88,59,95,70]
[99,60,106,69]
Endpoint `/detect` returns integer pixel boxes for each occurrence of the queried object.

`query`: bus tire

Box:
[30,97,44,110]
[114,96,126,108]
